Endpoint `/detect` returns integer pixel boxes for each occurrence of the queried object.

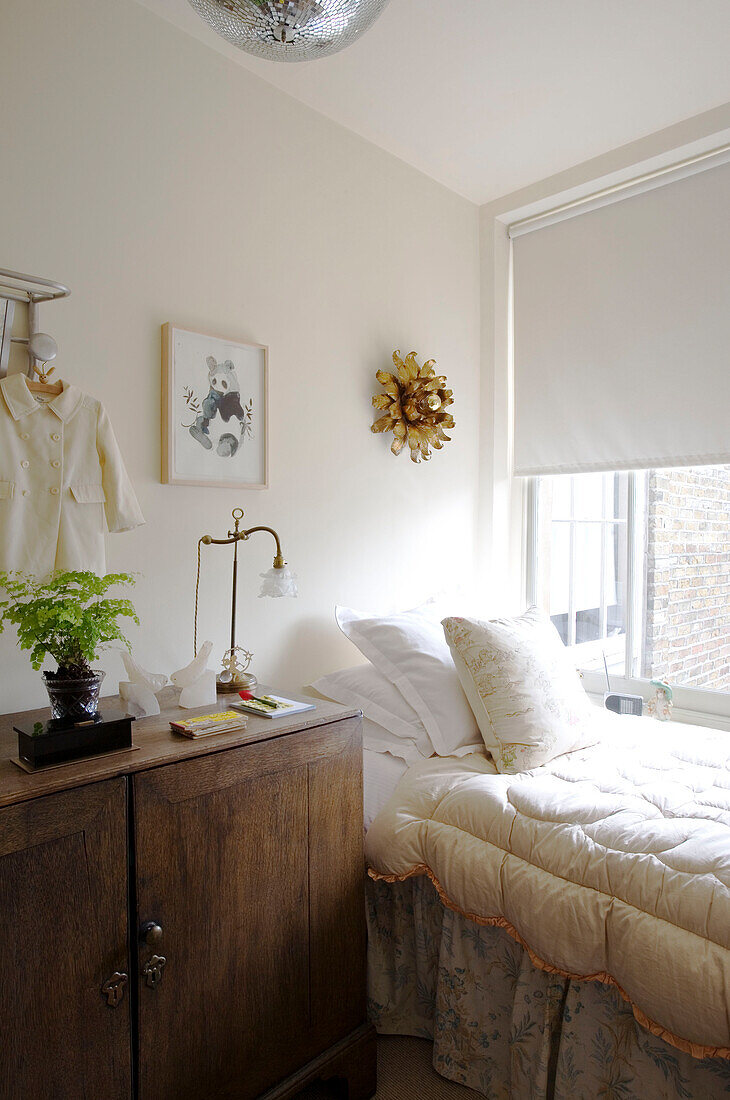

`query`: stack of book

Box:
[170,711,248,738]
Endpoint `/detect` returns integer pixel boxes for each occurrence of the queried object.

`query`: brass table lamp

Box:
[194,507,297,693]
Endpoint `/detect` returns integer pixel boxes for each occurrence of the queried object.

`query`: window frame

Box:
[525,474,730,732]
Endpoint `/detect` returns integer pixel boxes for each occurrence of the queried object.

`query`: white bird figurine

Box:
[118,650,168,718]
[171,641,214,688]
[121,651,168,694]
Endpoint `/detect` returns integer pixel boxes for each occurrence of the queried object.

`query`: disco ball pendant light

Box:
[187,0,392,62]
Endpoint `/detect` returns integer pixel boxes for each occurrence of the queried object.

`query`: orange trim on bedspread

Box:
[367,863,730,1062]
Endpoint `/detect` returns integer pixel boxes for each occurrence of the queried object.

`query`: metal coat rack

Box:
[0,267,71,380]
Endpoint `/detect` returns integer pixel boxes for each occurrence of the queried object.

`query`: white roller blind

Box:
[512,159,730,476]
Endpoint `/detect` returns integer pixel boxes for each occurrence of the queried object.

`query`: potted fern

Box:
[0,571,138,723]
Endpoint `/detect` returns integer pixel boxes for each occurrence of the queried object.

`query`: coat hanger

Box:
[26,332,63,396]
[27,363,63,396]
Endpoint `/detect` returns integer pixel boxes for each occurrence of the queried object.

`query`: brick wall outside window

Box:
[643,465,730,691]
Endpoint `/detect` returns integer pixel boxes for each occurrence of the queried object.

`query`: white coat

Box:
[0,373,144,577]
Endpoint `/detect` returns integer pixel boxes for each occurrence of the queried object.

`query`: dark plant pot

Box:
[42,670,105,722]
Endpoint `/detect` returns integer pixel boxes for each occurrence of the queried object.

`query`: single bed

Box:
[365,713,730,1098]
[318,600,730,1096]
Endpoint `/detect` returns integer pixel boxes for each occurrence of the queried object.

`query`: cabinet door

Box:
[134,737,312,1100]
[0,779,131,1100]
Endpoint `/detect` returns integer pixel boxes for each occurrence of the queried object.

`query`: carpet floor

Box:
[297,1036,482,1099]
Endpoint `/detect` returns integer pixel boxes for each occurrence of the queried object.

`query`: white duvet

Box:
[365,713,730,1058]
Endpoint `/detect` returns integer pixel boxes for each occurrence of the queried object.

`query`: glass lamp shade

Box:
[187,0,391,63]
[259,565,298,597]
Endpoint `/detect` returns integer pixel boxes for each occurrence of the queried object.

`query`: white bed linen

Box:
[336,602,482,756]
[366,713,730,1057]
[363,748,409,832]
[312,665,432,760]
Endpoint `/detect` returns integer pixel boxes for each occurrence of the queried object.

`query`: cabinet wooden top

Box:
[0,688,360,808]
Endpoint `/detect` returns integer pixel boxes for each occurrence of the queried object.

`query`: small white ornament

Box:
[172,641,217,708]
[647,680,673,722]
[171,641,214,689]
[120,651,168,694]
[179,668,218,709]
[118,650,169,717]
[119,681,160,718]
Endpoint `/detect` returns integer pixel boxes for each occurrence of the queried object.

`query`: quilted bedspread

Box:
[365,713,730,1057]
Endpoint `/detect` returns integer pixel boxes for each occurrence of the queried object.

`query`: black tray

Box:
[14,711,134,769]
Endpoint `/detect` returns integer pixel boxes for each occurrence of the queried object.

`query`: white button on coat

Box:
[0,374,145,576]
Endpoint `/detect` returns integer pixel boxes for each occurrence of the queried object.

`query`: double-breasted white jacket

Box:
[0,373,144,577]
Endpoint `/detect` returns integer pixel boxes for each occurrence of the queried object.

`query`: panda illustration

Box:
[189,356,248,457]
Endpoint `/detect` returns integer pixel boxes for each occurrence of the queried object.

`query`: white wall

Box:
[0,0,480,714]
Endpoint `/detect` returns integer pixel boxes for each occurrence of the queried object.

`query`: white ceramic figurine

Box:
[118,651,168,718]
[647,679,673,721]
[171,641,217,708]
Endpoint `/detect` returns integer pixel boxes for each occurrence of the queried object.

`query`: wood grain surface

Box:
[133,716,368,1100]
[0,692,374,1099]
[0,779,131,1099]
[0,686,359,808]
[135,744,311,1099]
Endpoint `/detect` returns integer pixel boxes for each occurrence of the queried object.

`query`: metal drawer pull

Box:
[143,954,167,989]
[102,971,128,1007]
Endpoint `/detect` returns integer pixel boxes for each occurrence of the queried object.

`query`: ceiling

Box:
[138,0,730,204]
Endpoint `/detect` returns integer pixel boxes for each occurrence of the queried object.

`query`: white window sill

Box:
[581,669,730,733]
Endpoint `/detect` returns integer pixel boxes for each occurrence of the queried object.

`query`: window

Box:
[529,465,730,695]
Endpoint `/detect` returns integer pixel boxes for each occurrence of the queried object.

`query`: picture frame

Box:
[161,323,268,489]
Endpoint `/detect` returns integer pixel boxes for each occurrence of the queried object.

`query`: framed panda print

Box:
[162,324,268,489]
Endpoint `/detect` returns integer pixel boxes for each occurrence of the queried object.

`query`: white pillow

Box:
[312,664,433,762]
[442,607,601,773]
[335,603,481,757]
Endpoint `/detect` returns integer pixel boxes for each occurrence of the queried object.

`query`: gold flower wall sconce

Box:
[371,350,454,463]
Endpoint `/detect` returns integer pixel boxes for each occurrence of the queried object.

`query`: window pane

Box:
[573,472,604,520]
[531,467,730,699]
[534,471,631,669]
[606,519,627,638]
[572,521,602,620]
[576,607,600,644]
[608,472,627,520]
[641,464,730,692]
[550,475,572,520]
[549,522,571,643]
[551,611,570,645]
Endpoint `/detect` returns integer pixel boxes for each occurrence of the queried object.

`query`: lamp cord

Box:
[194,537,203,658]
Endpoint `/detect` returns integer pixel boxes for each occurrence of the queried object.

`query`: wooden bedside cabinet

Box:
[0,690,376,1100]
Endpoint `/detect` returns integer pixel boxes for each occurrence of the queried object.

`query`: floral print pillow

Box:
[442,607,600,773]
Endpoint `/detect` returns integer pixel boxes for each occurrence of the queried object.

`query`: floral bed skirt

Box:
[366,874,730,1099]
